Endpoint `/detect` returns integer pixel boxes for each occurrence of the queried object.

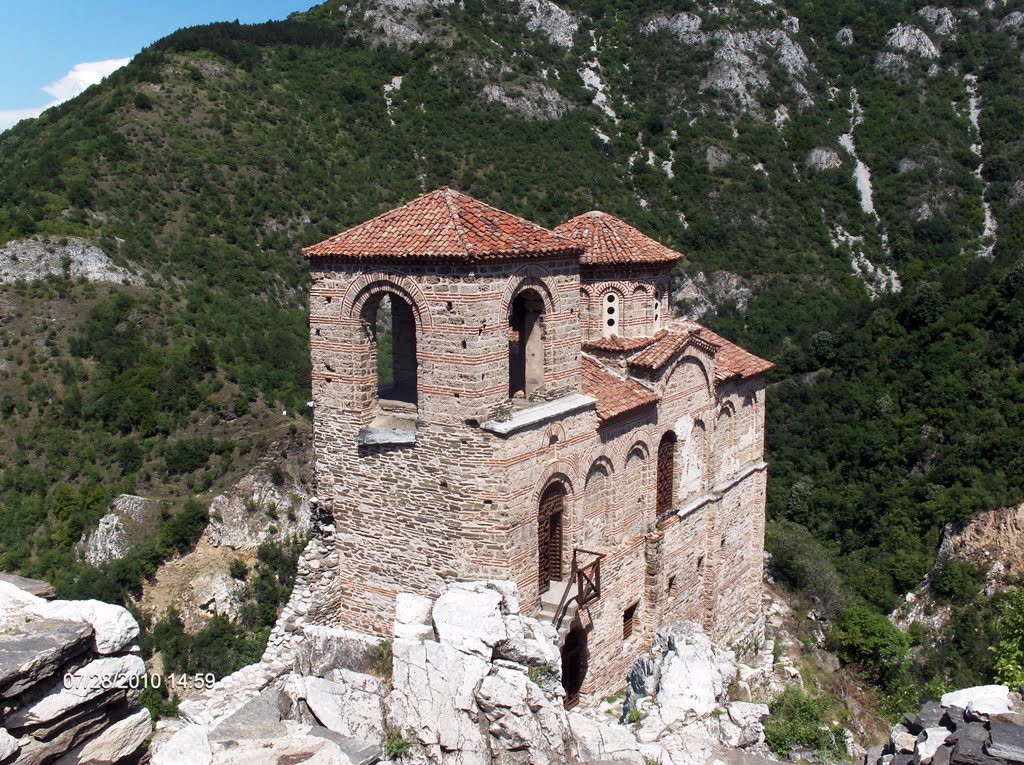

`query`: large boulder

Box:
[638,622,737,727]
[25,599,139,655]
[431,583,507,659]
[152,724,213,765]
[5,655,146,728]
[941,686,1012,717]
[285,671,385,743]
[53,708,151,765]
[568,712,644,764]
[388,638,492,761]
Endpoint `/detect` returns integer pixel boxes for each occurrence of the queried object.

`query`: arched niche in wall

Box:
[676,417,708,502]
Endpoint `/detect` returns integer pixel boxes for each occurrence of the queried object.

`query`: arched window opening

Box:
[509,289,545,399]
[602,291,620,338]
[656,431,677,520]
[362,292,418,410]
[538,483,566,593]
[653,289,663,331]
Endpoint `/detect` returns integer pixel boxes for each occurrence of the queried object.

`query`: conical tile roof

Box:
[303,187,582,261]
[555,211,683,266]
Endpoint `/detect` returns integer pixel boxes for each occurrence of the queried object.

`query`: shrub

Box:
[229,559,248,580]
[764,685,848,760]
[992,589,1024,688]
[384,727,410,759]
[828,606,910,687]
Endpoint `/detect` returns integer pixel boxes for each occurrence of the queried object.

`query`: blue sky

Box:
[0,0,311,131]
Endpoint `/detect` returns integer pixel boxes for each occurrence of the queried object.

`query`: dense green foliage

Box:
[0,0,1022,700]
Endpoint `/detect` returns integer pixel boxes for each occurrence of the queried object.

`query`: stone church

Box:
[302,188,772,707]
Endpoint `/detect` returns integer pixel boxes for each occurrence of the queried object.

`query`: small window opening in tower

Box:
[509,289,545,400]
[653,289,662,330]
[602,291,619,338]
[364,293,417,411]
[622,602,639,639]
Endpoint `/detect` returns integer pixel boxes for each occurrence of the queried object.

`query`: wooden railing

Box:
[553,548,605,631]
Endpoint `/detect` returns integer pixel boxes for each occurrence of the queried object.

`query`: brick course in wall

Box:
[301,190,773,706]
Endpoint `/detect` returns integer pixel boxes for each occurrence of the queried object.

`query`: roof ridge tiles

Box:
[303,187,582,262]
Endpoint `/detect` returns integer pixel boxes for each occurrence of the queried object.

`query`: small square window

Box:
[623,602,639,640]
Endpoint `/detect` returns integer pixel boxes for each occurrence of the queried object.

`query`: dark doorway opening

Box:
[538,483,565,593]
[561,624,588,709]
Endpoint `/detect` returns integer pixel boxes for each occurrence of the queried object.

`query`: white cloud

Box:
[0,108,44,132]
[0,57,131,132]
[43,58,131,102]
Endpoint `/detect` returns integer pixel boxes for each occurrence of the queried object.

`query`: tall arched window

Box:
[602,291,620,338]
[509,289,545,399]
[361,292,417,408]
[656,431,677,520]
[653,289,663,331]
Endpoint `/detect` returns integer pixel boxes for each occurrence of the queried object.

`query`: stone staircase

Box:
[537,579,579,644]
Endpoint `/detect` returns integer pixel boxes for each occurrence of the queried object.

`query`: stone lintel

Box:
[481,394,597,437]
[676,460,768,521]
[356,428,417,447]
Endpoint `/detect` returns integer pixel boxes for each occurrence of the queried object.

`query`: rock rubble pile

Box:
[876,685,1024,765]
[0,578,150,765]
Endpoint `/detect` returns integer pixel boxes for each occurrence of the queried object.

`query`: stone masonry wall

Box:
[580,264,672,342]
[306,254,767,703]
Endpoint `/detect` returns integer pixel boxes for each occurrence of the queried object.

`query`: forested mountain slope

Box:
[0,0,1022,699]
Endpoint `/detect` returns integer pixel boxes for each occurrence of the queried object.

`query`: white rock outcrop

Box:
[517,0,577,47]
[482,82,572,120]
[919,6,956,36]
[674,271,752,318]
[157,580,789,765]
[642,12,813,116]
[76,494,161,566]
[0,237,141,286]
[806,147,843,171]
[887,24,940,58]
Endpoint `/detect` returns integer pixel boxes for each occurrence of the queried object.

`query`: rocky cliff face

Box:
[0,577,150,765]
[150,576,800,765]
[0,237,141,286]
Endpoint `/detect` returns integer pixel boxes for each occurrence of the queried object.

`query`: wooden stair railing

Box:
[553,548,605,631]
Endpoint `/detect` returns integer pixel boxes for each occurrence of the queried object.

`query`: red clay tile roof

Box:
[581,356,659,423]
[303,187,583,261]
[582,335,659,353]
[697,326,775,382]
[628,321,774,381]
[555,211,684,266]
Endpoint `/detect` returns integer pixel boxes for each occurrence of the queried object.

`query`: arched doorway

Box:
[538,483,565,593]
[561,623,588,709]
[656,431,677,520]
